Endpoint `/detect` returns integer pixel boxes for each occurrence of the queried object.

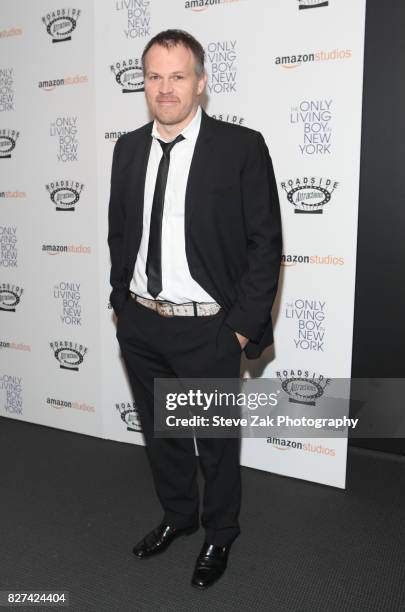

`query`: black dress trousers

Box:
[116,294,243,547]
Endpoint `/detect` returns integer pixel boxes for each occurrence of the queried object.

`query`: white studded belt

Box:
[130,292,222,317]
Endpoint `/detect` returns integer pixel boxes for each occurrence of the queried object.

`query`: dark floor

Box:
[0,416,404,612]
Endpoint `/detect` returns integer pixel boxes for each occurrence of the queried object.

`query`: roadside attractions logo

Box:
[0,129,20,159]
[299,0,329,9]
[45,180,84,211]
[110,59,144,93]
[281,253,344,266]
[280,176,338,214]
[0,283,23,311]
[49,340,88,371]
[275,49,351,68]
[276,369,331,406]
[42,8,81,43]
[115,0,151,39]
[210,112,246,126]
[290,99,332,155]
[116,401,142,432]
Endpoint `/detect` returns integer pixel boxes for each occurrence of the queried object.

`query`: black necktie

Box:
[146,133,185,298]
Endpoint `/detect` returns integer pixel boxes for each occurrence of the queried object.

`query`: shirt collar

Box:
[151,105,202,143]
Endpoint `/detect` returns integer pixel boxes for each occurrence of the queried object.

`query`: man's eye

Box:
[173,75,184,80]
[149,75,159,80]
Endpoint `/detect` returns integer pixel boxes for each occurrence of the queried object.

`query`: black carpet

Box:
[1,416,404,612]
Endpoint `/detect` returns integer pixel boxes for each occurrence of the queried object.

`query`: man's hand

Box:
[235,331,249,350]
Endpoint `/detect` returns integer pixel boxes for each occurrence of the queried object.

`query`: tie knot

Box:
[158,133,185,156]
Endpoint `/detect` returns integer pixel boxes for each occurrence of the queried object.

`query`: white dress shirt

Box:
[130,105,216,304]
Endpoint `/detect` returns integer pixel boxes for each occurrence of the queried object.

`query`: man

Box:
[107,29,282,589]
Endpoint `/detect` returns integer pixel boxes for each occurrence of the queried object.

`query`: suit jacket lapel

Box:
[124,123,152,261]
[185,108,215,235]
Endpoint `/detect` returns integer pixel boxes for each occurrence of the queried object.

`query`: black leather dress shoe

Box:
[191,542,230,589]
[132,522,198,559]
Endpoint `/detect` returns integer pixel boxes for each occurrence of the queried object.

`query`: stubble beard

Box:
[153,104,190,127]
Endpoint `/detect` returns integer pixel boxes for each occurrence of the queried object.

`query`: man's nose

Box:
[159,78,174,94]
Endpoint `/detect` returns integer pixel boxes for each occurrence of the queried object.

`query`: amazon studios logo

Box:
[38,75,88,91]
[266,436,336,457]
[299,0,329,9]
[0,68,14,112]
[185,0,220,9]
[285,299,326,352]
[104,129,128,142]
[185,0,242,9]
[42,243,91,255]
[277,369,331,406]
[115,0,151,39]
[116,401,142,432]
[206,40,237,94]
[275,49,351,68]
[290,99,332,155]
[50,340,88,371]
[110,59,144,93]
[46,180,84,211]
[47,396,95,413]
[282,253,344,266]
[42,8,81,43]
[0,129,20,159]
[0,283,23,311]
[281,176,338,214]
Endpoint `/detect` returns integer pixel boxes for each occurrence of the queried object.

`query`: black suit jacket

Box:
[107,107,282,360]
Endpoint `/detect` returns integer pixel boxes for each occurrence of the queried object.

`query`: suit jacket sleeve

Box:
[107,135,128,317]
[224,131,282,343]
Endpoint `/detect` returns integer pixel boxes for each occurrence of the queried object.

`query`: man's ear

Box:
[197,71,207,95]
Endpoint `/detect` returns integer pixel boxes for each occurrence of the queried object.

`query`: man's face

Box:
[143,42,206,126]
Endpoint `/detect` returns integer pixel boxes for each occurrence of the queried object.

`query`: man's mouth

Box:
[157,99,178,105]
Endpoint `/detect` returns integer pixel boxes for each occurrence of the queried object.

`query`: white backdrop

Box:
[0,0,366,489]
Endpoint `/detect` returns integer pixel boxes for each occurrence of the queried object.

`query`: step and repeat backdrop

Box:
[1,0,366,488]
